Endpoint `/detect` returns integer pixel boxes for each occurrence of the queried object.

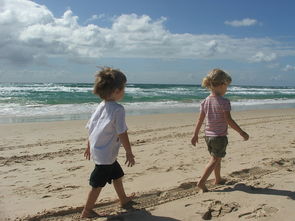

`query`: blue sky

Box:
[1,0,295,86]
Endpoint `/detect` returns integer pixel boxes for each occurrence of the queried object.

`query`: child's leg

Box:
[198,156,221,192]
[113,177,134,206]
[213,158,225,184]
[81,187,102,218]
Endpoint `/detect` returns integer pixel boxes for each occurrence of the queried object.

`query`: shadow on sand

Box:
[214,183,295,200]
[105,209,180,221]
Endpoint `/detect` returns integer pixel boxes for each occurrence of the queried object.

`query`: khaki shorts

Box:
[205,136,228,158]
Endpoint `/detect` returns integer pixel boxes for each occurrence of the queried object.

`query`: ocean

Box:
[1,82,295,123]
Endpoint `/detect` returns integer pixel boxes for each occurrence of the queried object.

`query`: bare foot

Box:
[197,182,209,193]
[81,209,99,218]
[81,209,106,218]
[120,193,136,207]
[214,178,226,185]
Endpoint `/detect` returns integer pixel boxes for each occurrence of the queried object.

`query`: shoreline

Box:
[1,82,295,124]
[1,108,295,220]
[1,103,295,124]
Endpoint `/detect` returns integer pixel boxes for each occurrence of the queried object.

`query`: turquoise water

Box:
[1,83,295,123]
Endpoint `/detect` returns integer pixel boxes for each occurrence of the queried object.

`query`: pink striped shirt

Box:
[200,95,231,136]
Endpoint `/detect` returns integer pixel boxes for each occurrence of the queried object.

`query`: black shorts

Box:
[89,160,124,188]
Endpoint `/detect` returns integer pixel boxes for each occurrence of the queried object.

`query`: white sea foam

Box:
[228,87,295,95]
[0,84,92,93]
[0,103,96,118]
[1,98,295,118]
[124,98,295,113]
[125,86,200,96]
[1,98,295,123]
[232,98,295,106]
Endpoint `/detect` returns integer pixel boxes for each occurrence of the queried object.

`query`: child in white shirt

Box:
[81,67,135,218]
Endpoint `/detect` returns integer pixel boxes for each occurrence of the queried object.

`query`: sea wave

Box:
[1,83,295,123]
[229,87,295,95]
[1,98,294,123]
[0,85,92,93]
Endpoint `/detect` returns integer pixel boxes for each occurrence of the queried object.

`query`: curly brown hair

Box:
[93,67,127,100]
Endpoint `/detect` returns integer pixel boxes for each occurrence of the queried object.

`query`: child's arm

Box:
[191,111,205,146]
[224,111,249,140]
[84,139,91,160]
[118,131,135,167]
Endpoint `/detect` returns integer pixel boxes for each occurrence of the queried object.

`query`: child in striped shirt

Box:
[191,69,249,192]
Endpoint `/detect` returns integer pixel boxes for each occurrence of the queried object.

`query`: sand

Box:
[0,108,295,221]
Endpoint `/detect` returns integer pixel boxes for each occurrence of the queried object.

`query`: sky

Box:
[0,0,295,86]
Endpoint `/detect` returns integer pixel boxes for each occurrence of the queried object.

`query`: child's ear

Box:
[114,88,122,94]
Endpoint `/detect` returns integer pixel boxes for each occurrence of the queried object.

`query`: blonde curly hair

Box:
[202,69,232,89]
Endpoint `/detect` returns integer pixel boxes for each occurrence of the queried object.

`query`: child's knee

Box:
[211,156,221,163]
[91,187,102,193]
[113,177,122,182]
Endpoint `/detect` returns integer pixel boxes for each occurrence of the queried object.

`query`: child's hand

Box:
[240,131,249,141]
[84,148,91,160]
[84,142,91,160]
[191,135,198,146]
[125,152,135,167]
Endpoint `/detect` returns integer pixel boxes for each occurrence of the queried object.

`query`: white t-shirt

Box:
[86,101,128,165]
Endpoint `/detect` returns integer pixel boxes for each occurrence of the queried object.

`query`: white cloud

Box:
[225,18,258,27]
[267,63,280,69]
[250,52,277,62]
[84,14,106,24]
[283,64,295,72]
[270,75,283,81]
[0,0,288,66]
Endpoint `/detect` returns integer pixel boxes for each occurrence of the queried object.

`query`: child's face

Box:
[214,84,228,96]
[113,87,125,101]
[220,84,228,95]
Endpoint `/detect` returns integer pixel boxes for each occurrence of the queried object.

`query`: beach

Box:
[1,108,295,220]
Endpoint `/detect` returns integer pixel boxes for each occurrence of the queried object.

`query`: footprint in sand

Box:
[126,177,134,182]
[35,167,45,171]
[57,194,71,199]
[3,175,17,179]
[41,195,51,198]
[1,168,19,175]
[202,200,239,220]
[238,204,278,219]
[166,167,173,172]
[134,139,146,145]
[48,185,80,193]
[66,165,84,171]
[248,181,274,189]
[147,166,160,171]
[270,158,295,169]
[229,167,271,180]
